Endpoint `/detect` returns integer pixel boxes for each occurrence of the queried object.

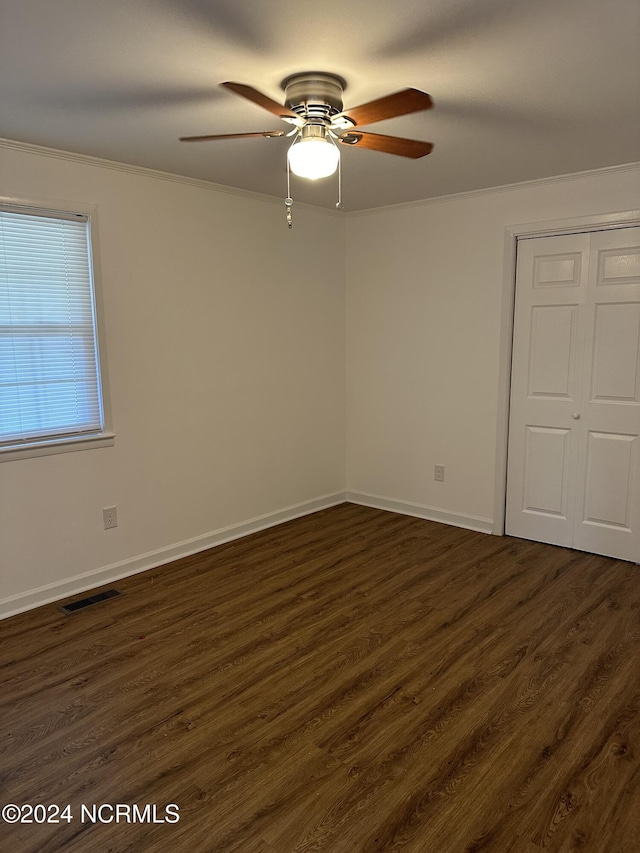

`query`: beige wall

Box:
[0,145,346,614]
[345,166,640,530]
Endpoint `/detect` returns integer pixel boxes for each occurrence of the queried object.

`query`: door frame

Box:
[492,208,640,535]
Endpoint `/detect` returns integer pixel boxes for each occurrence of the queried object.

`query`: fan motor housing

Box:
[282,72,346,116]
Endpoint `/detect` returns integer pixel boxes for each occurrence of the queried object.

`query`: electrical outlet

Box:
[434,465,445,482]
[103,506,118,529]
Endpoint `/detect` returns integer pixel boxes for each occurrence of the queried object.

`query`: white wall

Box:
[3,143,638,619]
[345,165,640,531]
[0,144,346,615]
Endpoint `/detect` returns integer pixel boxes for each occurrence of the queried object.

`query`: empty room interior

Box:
[1,1,640,851]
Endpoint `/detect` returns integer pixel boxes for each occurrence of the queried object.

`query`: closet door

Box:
[572,228,640,561]
[506,227,640,562]
[506,233,590,549]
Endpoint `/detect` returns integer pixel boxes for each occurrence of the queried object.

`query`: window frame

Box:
[0,195,114,462]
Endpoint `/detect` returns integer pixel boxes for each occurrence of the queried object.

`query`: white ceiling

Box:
[1,0,639,211]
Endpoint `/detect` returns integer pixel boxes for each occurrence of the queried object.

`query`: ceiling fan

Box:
[180,72,434,182]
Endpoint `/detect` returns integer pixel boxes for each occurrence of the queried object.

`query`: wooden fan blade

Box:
[180,131,285,141]
[339,131,433,158]
[337,88,433,127]
[222,82,298,120]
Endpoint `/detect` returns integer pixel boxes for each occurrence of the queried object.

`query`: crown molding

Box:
[0,137,341,218]
[345,161,640,217]
[3,137,638,218]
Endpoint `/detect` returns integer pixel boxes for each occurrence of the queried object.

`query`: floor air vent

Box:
[59,588,122,614]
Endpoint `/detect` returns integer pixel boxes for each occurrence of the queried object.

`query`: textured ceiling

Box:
[1,0,639,211]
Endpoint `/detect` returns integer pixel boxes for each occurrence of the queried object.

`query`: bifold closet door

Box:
[506,226,640,562]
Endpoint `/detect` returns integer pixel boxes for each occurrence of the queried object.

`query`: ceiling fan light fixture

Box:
[288,131,339,180]
[181,76,434,217]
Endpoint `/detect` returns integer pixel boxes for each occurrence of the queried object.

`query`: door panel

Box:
[528,305,578,398]
[582,431,634,529]
[572,227,640,561]
[523,426,571,518]
[533,252,583,287]
[507,226,640,562]
[598,247,640,284]
[590,303,640,402]
[506,234,589,547]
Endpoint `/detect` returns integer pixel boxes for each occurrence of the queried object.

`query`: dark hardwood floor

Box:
[1,503,639,852]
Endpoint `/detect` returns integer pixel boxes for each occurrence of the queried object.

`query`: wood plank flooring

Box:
[1,503,639,852]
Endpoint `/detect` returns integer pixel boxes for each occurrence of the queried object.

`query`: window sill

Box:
[0,432,115,462]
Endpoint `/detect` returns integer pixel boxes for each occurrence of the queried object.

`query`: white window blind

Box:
[0,206,105,448]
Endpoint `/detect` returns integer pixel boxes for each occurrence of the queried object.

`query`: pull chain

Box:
[284,132,345,225]
[285,137,295,228]
[331,133,342,210]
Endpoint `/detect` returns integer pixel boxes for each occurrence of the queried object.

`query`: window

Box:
[0,199,113,460]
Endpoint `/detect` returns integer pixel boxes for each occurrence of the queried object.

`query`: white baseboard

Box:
[0,492,347,621]
[346,491,494,534]
[2,490,495,621]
